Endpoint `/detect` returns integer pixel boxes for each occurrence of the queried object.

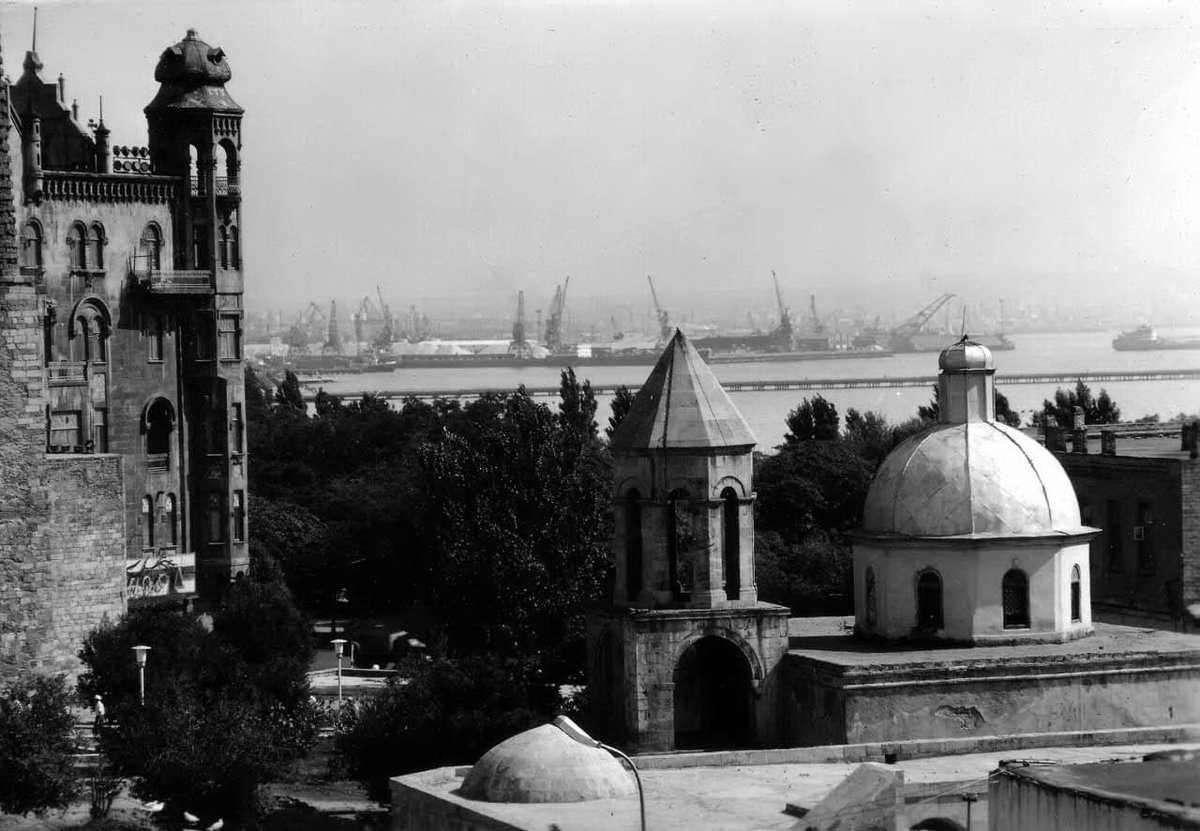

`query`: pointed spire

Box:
[610,330,756,451]
[31,6,37,53]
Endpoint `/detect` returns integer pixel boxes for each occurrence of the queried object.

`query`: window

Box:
[1002,569,1030,629]
[1106,500,1123,572]
[1136,501,1155,574]
[139,224,162,272]
[232,490,246,542]
[20,220,42,268]
[49,410,82,449]
[218,226,229,270]
[916,570,943,631]
[218,314,242,360]
[147,315,164,362]
[192,224,210,269]
[624,489,642,601]
[1070,564,1082,623]
[92,407,108,453]
[164,494,178,546]
[68,221,87,268]
[667,490,693,600]
[145,398,175,466]
[88,223,105,270]
[141,495,155,549]
[230,402,244,454]
[229,226,240,268]
[86,315,106,364]
[207,493,225,543]
[722,487,740,600]
[194,317,214,361]
[865,567,877,627]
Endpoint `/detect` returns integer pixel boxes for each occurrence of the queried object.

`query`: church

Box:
[0,26,248,679]
[588,330,1200,752]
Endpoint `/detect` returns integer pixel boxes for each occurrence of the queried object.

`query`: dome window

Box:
[916,570,943,632]
[1002,569,1030,629]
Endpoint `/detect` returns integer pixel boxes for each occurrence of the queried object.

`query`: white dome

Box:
[862,421,1084,538]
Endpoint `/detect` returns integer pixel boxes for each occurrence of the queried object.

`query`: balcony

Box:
[135,269,212,296]
[146,453,170,471]
[189,177,241,198]
[46,360,88,386]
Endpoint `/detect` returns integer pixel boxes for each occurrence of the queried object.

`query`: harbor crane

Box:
[285,302,326,355]
[323,300,344,355]
[771,270,795,345]
[889,292,956,352]
[509,290,533,358]
[375,286,395,348]
[544,276,570,353]
[647,275,672,346]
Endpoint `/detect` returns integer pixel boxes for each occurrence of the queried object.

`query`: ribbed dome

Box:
[861,421,1084,538]
[146,30,242,113]
[939,338,994,372]
[460,724,636,803]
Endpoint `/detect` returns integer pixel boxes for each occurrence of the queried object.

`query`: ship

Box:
[1112,325,1200,351]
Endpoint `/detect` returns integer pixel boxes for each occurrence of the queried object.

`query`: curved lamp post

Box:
[553,715,646,831]
[131,645,151,706]
[330,638,347,703]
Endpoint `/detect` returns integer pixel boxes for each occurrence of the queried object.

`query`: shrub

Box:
[0,674,77,816]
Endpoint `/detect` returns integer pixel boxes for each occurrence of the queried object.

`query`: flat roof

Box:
[1003,757,1200,823]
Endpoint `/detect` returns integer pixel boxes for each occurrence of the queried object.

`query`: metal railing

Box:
[190,177,240,197]
[47,361,88,385]
[134,270,212,295]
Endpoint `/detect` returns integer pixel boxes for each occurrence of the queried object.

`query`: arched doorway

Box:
[673,636,755,750]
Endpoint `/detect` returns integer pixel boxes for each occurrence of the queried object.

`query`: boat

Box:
[891,332,1015,353]
[1112,325,1200,351]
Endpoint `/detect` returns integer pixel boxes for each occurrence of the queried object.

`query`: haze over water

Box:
[310,330,1200,449]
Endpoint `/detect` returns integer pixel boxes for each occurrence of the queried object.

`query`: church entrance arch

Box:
[673,635,755,750]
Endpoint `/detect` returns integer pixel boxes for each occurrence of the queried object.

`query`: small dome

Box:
[938,337,994,372]
[460,724,636,803]
[862,421,1083,538]
[146,30,242,113]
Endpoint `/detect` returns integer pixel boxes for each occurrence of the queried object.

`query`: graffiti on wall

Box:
[126,551,195,599]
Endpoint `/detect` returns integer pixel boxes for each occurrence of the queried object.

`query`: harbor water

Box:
[309,330,1200,450]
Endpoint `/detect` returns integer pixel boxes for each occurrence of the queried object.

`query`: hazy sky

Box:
[4,0,1200,320]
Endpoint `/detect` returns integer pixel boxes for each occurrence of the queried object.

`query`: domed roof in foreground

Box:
[861,421,1084,538]
[460,724,636,803]
[146,29,242,113]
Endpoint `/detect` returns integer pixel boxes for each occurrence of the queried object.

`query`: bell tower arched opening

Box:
[673,636,755,750]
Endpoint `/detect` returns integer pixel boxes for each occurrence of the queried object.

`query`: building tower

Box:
[587,330,789,752]
[853,337,1097,643]
[145,30,248,596]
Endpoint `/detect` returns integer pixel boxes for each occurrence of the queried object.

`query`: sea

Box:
[308,330,1200,450]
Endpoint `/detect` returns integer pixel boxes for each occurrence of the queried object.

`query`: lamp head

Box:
[131,645,151,666]
[330,638,347,656]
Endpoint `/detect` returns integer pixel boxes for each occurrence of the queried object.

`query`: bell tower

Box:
[144,29,248,597]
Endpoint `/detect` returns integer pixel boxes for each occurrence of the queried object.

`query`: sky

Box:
[3,0,1200,325]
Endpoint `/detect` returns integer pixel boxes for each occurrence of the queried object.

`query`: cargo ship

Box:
[1112,325,1200,351]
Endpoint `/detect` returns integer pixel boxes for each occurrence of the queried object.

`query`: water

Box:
[310,331,1200,449]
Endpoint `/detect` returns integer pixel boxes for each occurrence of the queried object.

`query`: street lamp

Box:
[330,638,347,703]
[553,715,646,831]
[131,645,151,706]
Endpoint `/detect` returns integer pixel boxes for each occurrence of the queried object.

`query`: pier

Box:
[303,367,1200,402]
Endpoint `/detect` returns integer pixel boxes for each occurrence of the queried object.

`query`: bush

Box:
[0,674,77,816]
[334,654,552,803]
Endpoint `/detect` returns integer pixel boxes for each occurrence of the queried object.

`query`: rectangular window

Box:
[92,408,108,453]
[1136,501,1155,573]
[232,490,246,542]
[1106,499,1124,573]
[230,403,244,454]
[194,317,214,361]
[218,315,242,360]
[207,493,225,543]
[49,410,82,449]
[148,315,164,362]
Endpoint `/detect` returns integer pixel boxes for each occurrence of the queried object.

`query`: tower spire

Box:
[31,6,37,54]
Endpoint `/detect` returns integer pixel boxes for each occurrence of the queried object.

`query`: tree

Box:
[755,532,853,616]
[274,370,306,417]
[1036,380,1121,427]
[784,395,839,444]
[606,385,636,440]
[0,674,76,817]
[755,441,874,540]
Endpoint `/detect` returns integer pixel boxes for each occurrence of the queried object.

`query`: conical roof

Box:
[610,330,755,451]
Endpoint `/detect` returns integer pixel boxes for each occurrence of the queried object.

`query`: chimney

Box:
[1072,427,1088,455]
[1101,429,1117,456]
[71,99,78,122]
[57,73,64,103]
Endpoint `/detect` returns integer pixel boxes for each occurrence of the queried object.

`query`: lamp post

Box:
[330,638,347,703]
[131,645,151,706]
[554,715,646,831]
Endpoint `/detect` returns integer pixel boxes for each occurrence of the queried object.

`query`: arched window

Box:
[189,144,201,194]
[71,301,111,365]
[624,489,643,602]
[229,225,240,268]
[865,567,877,627]
[218,226,229,270]
[141,495,155,550]
[1070,564,1082,623]
[88,223,105,270]
[140,224,162,272]
[1002,569,1030,629]
[20,220,43,268]
[916,570,943,631]
[144,398,175,464]
[667,489,693,601]
[164,493,178,547]
[218,138,238,189]
[722,487,740,600]
[69,221,88,268]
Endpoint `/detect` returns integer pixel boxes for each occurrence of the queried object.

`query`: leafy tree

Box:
[606,385,636,440]
[785,394,839,443]
[249,496,338,625]
[1036,380,1121,427]
[274,370,306,417]
[0,674,76,817]
[755,441,874,541]
[755,532,853,616]
[558,368,598,435]
[334,655,548,803]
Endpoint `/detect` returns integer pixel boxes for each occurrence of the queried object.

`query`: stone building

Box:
[0,27,248,678]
